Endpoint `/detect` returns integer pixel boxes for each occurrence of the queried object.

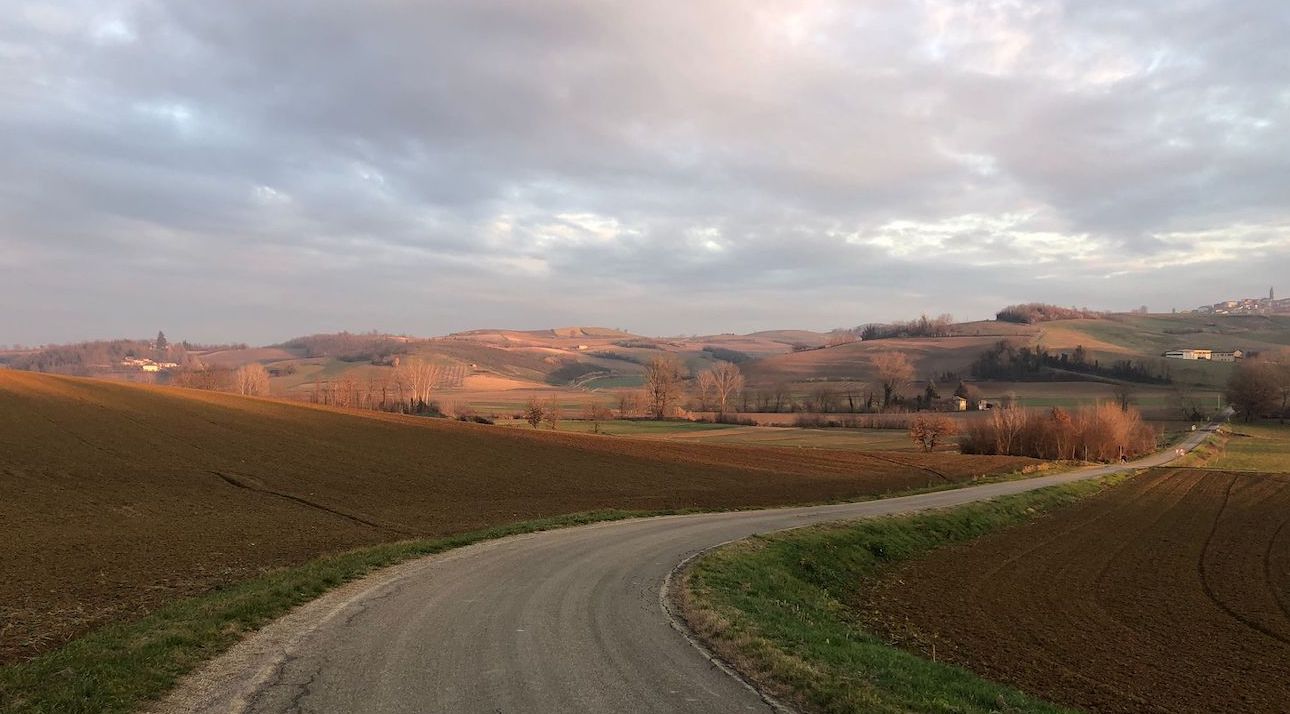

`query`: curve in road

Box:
[155,421,1221,714]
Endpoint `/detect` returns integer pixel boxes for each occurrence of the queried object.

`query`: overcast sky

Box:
[2,1,1287,345]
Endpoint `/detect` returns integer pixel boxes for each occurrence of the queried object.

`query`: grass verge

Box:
[0,509,681,714]
[679,474,1134,714]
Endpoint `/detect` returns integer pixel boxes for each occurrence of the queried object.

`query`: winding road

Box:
[156,421,1220,714]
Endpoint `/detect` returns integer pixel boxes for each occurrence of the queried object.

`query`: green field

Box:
[497,418,736,435]
[1212,423,1290,471]
[685,428,916,451]
[500,419,924,451]
[579,374,645,389]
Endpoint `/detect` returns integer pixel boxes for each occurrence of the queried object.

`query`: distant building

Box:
[950,396,968,411]
[1211,350,1244,362]
[1164,349,1212,360]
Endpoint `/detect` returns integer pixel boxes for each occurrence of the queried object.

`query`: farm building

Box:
[1211,350,1244,362]
[1163,349,1212,360]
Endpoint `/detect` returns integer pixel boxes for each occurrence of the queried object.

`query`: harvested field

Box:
[861,468,1290,714]
[0,371,1036,664]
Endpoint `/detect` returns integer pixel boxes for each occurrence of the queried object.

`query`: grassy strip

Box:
[0,466,1066,714]
[680,474,1133,714]
[0,509,682,714]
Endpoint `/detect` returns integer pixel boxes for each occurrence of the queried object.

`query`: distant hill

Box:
[8,314,1289,408]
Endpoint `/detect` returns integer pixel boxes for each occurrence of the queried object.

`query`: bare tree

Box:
[542,396,563,430]
[1110,382,1135,412]
[809,385,838,413]
[698,361,745,415]
[617,390,646,418]
[840,381,863,413]
[582,401,612,433]
[909,414,957,452]
[871,351,914,408]
[991,404,1027,455]
[770,382,793,413]
[644,355,686,418]
[234,363,270,396]
[523,398,545,428]
[395,357,443,405]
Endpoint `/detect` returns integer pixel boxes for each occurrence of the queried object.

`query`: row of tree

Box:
[171,363,270,396]
[960,403,1158,461]
[858,314,957,340]
[971,340,1171,384]
[612,351,952,419]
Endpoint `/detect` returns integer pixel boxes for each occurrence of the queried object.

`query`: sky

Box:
[2,1,1288,345]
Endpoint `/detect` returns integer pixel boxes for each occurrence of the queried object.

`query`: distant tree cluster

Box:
[590,350,645,364]
[613,339,660,350]
[995,304,1103,324]
[301,357,449,416]
[279,331,418,362]
[970,340,1170,384]
[858,314,955,340]
[7,338,193,374]
[1225,350,1290,422]
[960,403,1158,461]
[700,346,751,363]
[546,362,607,385]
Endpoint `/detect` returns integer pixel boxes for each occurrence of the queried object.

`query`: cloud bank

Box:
[2,0,1287,343]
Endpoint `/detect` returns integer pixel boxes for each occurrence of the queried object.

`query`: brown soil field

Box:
[860,468,1290,713]
[0,370,1035,664]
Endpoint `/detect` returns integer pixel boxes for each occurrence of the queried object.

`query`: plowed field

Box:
[0,371,1035,664]
[862,468,1290,713]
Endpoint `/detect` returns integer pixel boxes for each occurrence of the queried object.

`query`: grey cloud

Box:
[1,0,1287,344]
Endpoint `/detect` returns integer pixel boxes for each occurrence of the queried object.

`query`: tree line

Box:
[995,303,1104,324]
[971,340,1170,384]
[960,402,1159,462]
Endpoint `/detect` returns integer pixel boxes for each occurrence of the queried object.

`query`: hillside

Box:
[0,371,1035,664]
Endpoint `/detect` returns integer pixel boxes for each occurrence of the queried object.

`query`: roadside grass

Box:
[680,474,1132,714]
[0,509,683,714]
[1210,422,1290,471]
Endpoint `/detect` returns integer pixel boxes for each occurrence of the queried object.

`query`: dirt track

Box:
[0,371,1034,664]
[861,468,1290,713]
